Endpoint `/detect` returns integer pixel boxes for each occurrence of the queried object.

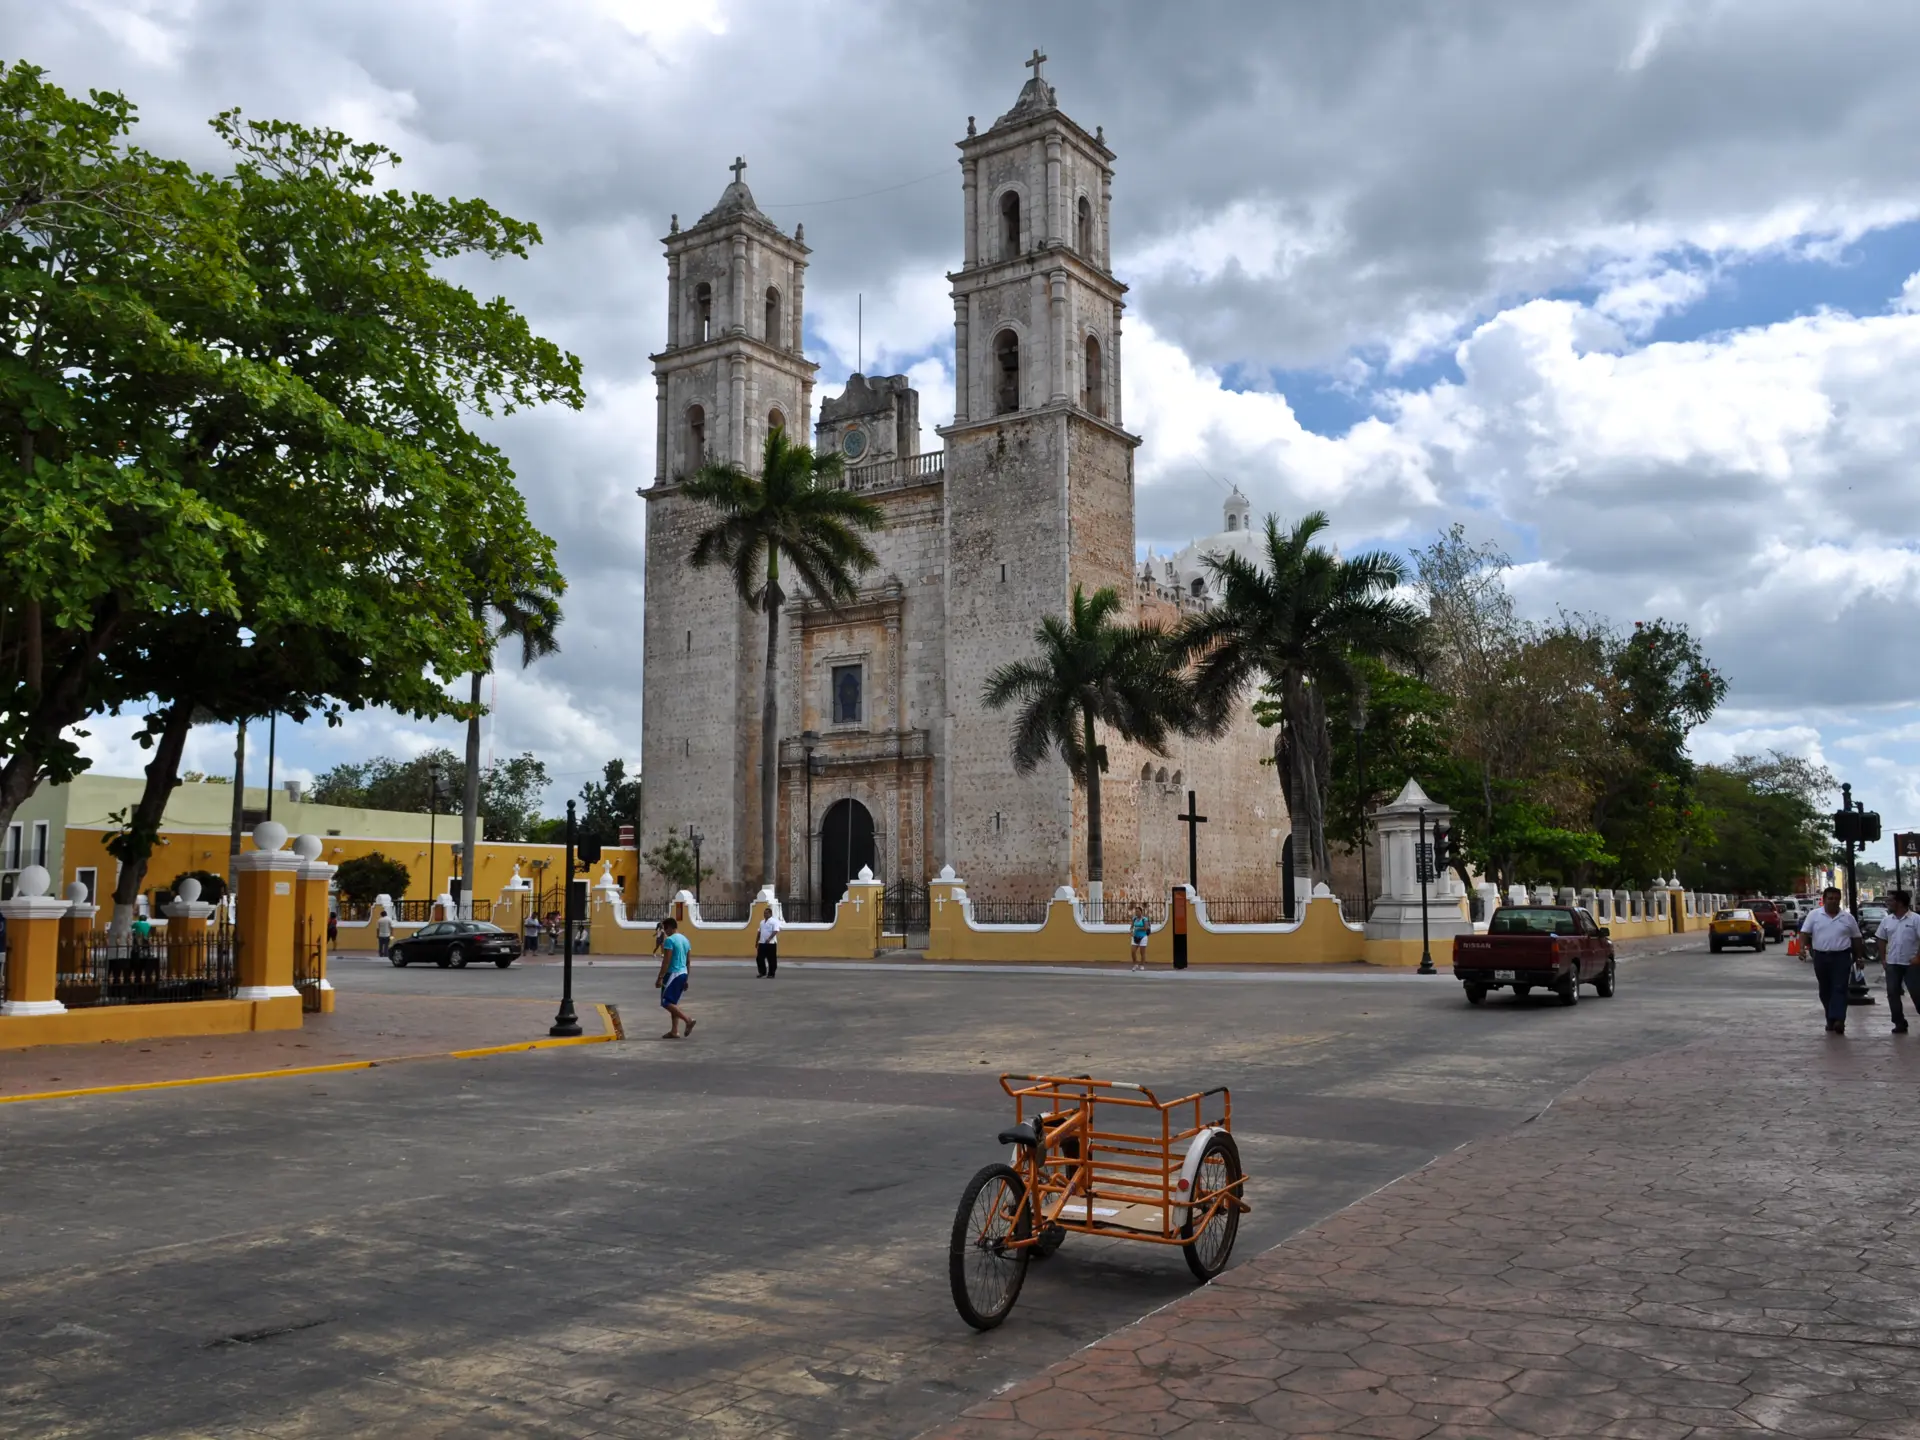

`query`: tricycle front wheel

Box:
[1181,1133,1243,1282]
[950,1163,1032,1330]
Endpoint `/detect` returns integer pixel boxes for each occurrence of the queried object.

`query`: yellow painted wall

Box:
[586,884,884,959]
[56,824,640,910]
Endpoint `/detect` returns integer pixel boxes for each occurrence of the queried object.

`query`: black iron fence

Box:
[690,900,752,924]
[965,900,1053,927]
[1083,896,1168,926]
[776,898,829,924]
[881,881,929,946]
[394,899,437,923]
[293,924,324,1014]
[1199,897,1290,925]
[56,928,238,1009]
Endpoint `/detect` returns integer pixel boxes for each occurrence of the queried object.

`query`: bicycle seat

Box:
[997,1122,1040,1147]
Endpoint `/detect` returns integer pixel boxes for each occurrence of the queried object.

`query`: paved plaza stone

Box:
[931,1022,1920,1440]
[2,938,1911,1437]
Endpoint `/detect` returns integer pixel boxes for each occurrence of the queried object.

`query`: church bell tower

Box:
[640,161,818,901]
[940,54,1141,897]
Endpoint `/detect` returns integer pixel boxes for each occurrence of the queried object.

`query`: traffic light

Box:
[1862,811,1883,844]
[576,838,603,866]
[1433,825,1454,870]
[1834,809,1861,843]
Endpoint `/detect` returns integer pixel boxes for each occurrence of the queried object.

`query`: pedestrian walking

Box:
[1877,888,1920,1034]
[547,910,562,953]
[1800,887,1865,1033]
[326,911,339,946]
[1129,904,1150,970]
[756,907,782,978]
[655,916,696,1039]
[523,910,541,955]
[376,906,393,959]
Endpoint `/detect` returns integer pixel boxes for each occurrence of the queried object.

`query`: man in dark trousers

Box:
[1800,887,1865,1034]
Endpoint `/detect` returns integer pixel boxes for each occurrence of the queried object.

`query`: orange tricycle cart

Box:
[948,1073,1250,1330]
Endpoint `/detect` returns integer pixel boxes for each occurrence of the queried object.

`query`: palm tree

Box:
[460,558,564,915]
[1178,511,1425,905]
[685,427,881,893]
[983,584,1193,894]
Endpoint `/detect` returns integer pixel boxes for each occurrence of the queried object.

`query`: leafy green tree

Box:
[1180,512,1426,897]
[477,754,551,844]
[643,833,711,893]
[166,869,227,906]
[684,427,881,890]
[459,561,563,910]
[983,585,1192,888]
[576,759,641,848]
[1685,751,1833,895]
[4,73,581,921]
[1,63,263,828]
[334,851,411,907]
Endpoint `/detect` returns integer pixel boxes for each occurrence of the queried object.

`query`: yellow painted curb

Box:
[0,1003,623,1106]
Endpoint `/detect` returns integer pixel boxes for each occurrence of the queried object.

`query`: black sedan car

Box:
[389,920,521,969]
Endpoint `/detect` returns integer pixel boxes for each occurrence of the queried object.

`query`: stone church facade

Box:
[640,62,1284,908]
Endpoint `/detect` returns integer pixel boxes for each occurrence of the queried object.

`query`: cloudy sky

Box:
[14,0,1920,869]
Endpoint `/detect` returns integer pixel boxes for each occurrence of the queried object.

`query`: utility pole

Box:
[1416,806,1435,976]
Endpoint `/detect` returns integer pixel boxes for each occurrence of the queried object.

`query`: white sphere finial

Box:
[176,877,203,903]
[16,864,50,898]
[252,820,288,853]
[293,833,323,861]
[64,880,88,903]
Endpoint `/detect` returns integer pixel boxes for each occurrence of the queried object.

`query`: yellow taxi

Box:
[1709,907,1767,953]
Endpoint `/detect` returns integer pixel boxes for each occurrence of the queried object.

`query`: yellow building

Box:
[3,773,638,911]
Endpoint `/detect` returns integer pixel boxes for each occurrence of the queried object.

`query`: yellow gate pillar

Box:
[163,877,217,977]
[59,880,98,950]
[292,833,336,1012]
[928,867,966,961]
[233,821,304,1028]
[2,865,69,1016]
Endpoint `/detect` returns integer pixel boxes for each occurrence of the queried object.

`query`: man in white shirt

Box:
[756,907,784,979]
[1800,887,1865,1034]
[1876,889,1920,1034]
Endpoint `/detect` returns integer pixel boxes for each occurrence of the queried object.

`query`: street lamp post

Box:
[426,758,441,909]
[550,799,581,1037]
[689,827,704,905]
[800,730,820,919]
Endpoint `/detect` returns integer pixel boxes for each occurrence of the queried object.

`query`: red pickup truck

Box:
[1452,906,1617,1007]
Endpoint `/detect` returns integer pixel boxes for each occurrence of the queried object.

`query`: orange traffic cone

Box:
[1787,934,1801,957]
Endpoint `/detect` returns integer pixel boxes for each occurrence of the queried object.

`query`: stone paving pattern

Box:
[0,993,612,1097]
[930,1024,1920,1439]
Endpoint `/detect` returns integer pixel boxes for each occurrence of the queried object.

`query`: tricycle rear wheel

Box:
[1181,1133,1243,1282]
[950,1163,1032,1330]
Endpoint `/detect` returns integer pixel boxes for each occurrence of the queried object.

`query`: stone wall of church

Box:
[638,486,752,902]
[943,414,1075,900]
[775,478,946,899]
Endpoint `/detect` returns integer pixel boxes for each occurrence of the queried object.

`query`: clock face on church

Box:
[841,427,868,461]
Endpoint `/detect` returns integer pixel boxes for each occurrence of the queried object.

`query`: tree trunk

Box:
[109,703,196,938]
[1082,709,1104,887]
[461,667,483,918]
[228,718,247,885]
[760,590,781,893]
[1283,675,1328,909]
[0,601,125,838]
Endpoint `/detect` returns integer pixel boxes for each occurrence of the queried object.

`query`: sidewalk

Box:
[0,994,619,1101]
[931,1022,1920,1439]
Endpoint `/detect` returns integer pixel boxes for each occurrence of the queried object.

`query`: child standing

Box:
[1130,905,1150,971]
[655,916,696,1039]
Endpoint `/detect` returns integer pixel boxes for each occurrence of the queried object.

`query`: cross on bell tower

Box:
[730,155,747,184]
[1024,48,1046,79]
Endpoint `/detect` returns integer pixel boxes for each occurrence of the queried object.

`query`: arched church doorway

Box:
[820,798,876,911]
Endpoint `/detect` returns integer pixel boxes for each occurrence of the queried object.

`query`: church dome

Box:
[1165,488,1263,603]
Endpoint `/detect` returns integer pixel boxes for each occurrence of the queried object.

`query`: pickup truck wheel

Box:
[1558,973,1580,1006]
[1595,958,1616,997]
[1464,984,1487,1006]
